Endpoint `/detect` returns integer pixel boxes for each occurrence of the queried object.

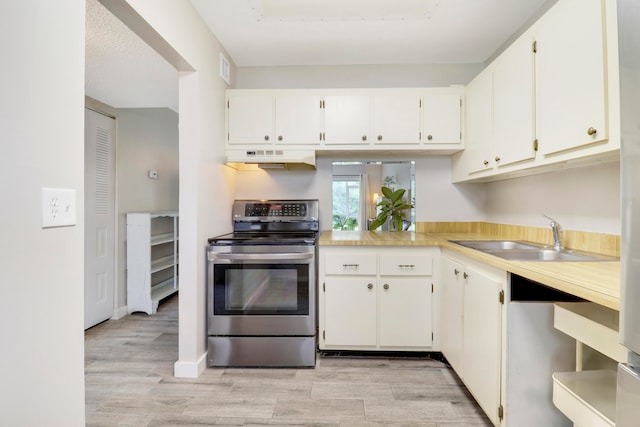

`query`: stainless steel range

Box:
[207,199,319,367]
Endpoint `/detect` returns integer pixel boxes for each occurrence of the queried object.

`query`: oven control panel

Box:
[232,200,318,221]
[245,203,307,217]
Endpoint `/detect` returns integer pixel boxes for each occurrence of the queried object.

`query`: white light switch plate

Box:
[42,188,77,228]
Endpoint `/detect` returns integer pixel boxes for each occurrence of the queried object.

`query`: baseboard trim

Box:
[112,305,128,320]
[174,352,207,378]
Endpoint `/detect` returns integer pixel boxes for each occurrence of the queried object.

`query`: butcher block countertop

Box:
[319,230,620,311]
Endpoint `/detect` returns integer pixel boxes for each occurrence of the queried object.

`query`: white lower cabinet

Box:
[324,277,377,347]
[319,247,437,351]
[441,252,504,425]
[441,252,576,426]
[462,263,503,425]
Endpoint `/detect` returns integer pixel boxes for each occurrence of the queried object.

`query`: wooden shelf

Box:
[552,370,616,427]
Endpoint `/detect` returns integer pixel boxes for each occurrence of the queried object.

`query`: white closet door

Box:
[84,108,116,329]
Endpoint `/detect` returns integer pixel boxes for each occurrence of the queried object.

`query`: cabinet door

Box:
[423,94,461,144]
[373,95,422,144]
[463,265,502,426]
[275,95,321,144]
[227,95,273,144]
[493,34,536,167]
[535,0,607,156]
[323,95,371,144]
[464,69,494,174]
[324,277,377,347]
[379,278,432,348]
[440,257,465,374]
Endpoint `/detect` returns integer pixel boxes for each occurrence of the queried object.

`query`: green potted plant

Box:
[369,186,413,231]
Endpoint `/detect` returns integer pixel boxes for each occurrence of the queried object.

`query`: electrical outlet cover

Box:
[42,188,77,228]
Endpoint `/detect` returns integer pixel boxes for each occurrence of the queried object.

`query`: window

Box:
[332,175,361,230]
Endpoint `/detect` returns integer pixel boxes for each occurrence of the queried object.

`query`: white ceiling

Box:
[191,0,552,66]
[85,0,553,111]
[85,0,179,111]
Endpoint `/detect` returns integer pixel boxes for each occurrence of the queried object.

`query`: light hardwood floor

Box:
[85,295,492,426]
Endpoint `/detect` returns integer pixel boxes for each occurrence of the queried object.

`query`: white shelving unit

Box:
[126,212,178,315]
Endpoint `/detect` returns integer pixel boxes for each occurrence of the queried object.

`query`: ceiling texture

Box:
[85,0,553,111]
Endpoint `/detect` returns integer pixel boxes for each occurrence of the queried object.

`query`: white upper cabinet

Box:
[225,88,464,155]
[227,95,273,144]
[453,0,618,183]
[423,94,462,145]
[493,33,537,168]
[536,0,608,156]
[464,68,493,174]
[373,95,422,144]
[322,95,371,144]
[274,95,322,145]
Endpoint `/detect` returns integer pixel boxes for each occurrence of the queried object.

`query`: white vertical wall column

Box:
[113,0,237,377]
[0,1,86,424]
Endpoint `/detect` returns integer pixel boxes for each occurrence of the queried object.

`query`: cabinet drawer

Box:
[379,254,432,276]
[325,253,377,275]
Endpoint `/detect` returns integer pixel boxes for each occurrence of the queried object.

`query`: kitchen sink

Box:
[449,240,617,262]
[450,240,542,251]
[483,248,612,262]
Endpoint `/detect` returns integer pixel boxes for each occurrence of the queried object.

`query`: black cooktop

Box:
[208,232,318,246]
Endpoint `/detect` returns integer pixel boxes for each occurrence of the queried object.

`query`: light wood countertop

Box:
[319,230,620,311]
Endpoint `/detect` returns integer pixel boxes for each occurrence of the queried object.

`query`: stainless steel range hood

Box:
[225,148,316,170]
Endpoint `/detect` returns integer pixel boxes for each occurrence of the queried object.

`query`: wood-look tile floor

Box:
[85,295,492,426]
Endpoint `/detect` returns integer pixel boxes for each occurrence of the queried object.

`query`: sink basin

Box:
[451,240,542,251]
[449,240,617,262]
[484,249,609,262]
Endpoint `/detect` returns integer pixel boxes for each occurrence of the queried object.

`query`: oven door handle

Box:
[209,252,314,261]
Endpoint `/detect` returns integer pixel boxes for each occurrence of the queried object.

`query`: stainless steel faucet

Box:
[543,214,563,251]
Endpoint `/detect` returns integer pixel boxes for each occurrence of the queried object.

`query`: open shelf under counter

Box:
[552,370,616,427]
[554,302,627,363]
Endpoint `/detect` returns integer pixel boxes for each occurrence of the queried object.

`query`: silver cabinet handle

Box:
[343,264,359,268]
[383,283,389,290]
[264,135,270,141]
[367,283,373,290]
[362,135,367,141]
[463,272,468,279]
[454,269,460,276]
[377,135,383,141]
[278,135,283,141]
[398,264,415,268]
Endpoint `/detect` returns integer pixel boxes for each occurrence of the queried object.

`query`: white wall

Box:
[0,1,86,425]
[116,107,179,313]
[236,64,483,89]
[485,161,620,234]
[414,157,486,222]
[235,158,333,228]
[123,0,236,377]
[235,157,487,229]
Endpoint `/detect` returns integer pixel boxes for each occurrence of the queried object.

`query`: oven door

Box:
[207,245,316,336]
